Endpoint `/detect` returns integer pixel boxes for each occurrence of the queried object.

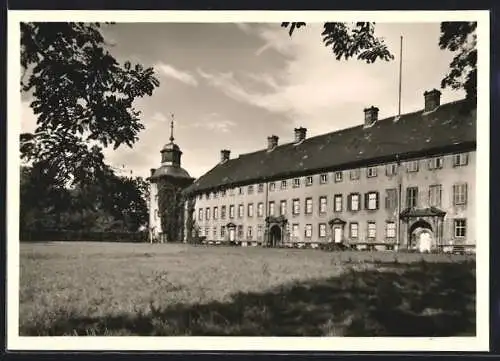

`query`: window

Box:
[206,207,210,220]
[304,198,312,214]
[220,226,225,238]
[406,187,418,208]
[292,199,300,215]
[205,193,210,200]
[269,182,276,192]
[349,222,359,238]
[385,188,397,209]
[454,219,467,237]
[453,183,468,205]
[247,226,253,239]
[407,160,419,172]
[292,224,300,238]
[350,169,360,180]
[428,157,444,170]
[198,194,203,200]
[367,222,376,239]
[229,188,235,196]
[198,208,203,221]
[305,224,313,238]
[269,201,275,216]
[348,193,360,211]
[248,203,254,217]
[334,194,342,212]
[293,178,301,188]
[281,180,288,190]
[238,187,244,195]
[221,189,226,197]
[213,226,217,239]
[205,227,209,237]
[238,204,244,218]
[257,225,263,240]
[213,207,218,220]
[320,173,328,184]
[319,196,327,214]
[257,202,264,217]
[334,171,343,183]
[306,176,313,186]
[229,205,235,218]
[367,167,378,178]
[258,183,264,193]
[365,192,379,210]
[237,225,243,238]
[428,185,442,207]
[221,205,226,219]
[453,153,469,167]
[319,223,327,238]
[213,191,218,199]
[386,222,396,238]
[248,185,254,194]
[280,200,287,216]
[386,163,398,176]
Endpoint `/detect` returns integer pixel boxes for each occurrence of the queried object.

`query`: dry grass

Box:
[19,242,476,336]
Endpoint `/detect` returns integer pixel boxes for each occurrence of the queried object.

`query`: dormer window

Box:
[306,176,313,186]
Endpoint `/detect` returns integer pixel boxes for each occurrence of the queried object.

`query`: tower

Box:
[148,114,195,243]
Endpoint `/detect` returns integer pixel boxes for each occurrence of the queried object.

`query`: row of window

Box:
[197,153,469,200]
[198,219,468,240]
[196,183,468,221]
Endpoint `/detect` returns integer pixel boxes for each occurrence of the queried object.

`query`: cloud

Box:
[195,23,464,138]
[191,112,236,133]
[155,62,198,86]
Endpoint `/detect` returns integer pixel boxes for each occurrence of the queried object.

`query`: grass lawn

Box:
[19,242,476,336]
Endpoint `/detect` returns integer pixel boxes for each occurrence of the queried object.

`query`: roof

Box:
[400,207,447,219]
[184,99,476,195]
[150,165,192,181]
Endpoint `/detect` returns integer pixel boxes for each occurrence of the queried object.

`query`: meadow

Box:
[19,242,476,336]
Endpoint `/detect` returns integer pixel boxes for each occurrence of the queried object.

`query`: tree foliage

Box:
[281,21,477,102]
[281,22,394,63]
[20,166,149,233]
[20,22,160,186]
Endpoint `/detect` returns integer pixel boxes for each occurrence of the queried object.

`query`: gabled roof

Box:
[184,99,476,195]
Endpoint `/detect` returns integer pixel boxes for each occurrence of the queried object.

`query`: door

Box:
[333,227,342,243]
[229,228,235,242]
[418,231,432,253]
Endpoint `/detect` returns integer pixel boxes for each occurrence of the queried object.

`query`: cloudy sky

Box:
[21,22,465,179]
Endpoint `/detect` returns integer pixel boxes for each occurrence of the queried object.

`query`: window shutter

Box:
[464,183,468,204]
[364,193,369,210]
[375,192,380,209]
[347,194,351,211]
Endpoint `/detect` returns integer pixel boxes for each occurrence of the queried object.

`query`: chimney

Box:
[424,89,441,112]
[267,135,279,150]
[220,149,230,163]
[363,106,379,127]
[294,127,307,143]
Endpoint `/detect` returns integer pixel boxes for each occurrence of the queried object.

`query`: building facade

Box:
[179,89,476,252]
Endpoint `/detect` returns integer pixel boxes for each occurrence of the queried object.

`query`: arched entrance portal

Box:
[409,219,434,253]
[269,225,282,247]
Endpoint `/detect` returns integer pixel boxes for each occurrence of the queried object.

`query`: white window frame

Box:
[281,180,287,190]
[453,153,469,167]
[350,222,359,238]
[305,224,313,238]
[319,196,327,214]
[213,207,218,220]
[305,176,313,186]
[367,167,378,178]
[292,199,300,215]
[367,222,377,239]
[407,160,419,172]
[229,205,235,218]
[350,169,360,180]
[350,194,360,211]
[292,224,300,238]
[238,204,244,218]
[319,223,327,237]
[428,157,443,170]
[320,173,328,184]
[257,202,264,217]
[280,200,287,216]
[269,182,276,192]
[248,203,254,217]
[386,163,398,176]
[367,192,378,210]
[258,183,264,193]
[293,178,301,188]
[334,194,342,212]
[334,171,343,182]
[305,198,313,214]
[428,184,442,207]
[453,183,468,205]
[454,219,467,237]
[269,201,275,216]
[386,222,396,238]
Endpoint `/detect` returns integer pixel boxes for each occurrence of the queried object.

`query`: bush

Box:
[20,230,148,243]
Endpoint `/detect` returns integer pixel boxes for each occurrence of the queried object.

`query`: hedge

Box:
[20,230,148,243]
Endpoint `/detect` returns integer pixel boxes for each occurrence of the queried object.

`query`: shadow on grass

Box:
[22,260,476,337]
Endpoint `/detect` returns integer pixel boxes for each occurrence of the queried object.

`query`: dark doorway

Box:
[269,225,282,247]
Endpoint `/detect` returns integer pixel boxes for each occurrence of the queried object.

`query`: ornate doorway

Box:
[269,225,282,247]
[409,219,433,252]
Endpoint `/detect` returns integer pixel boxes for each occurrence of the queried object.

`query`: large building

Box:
[178,89,476,252]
